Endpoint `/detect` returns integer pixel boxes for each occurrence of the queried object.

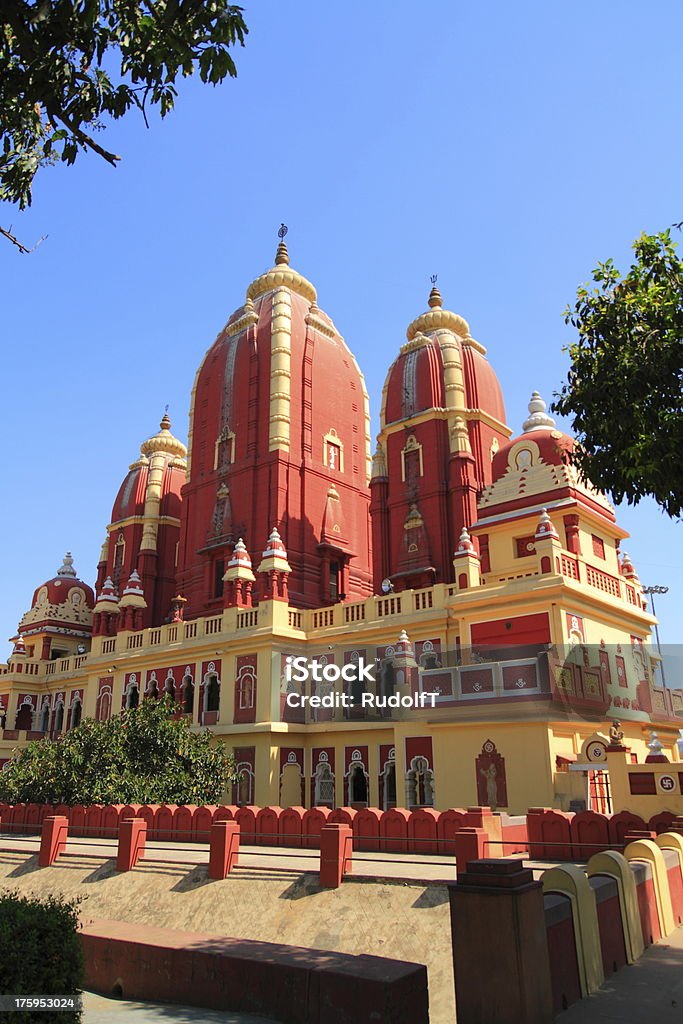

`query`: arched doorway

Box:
[349,762,368,804]
[15,701,33,731]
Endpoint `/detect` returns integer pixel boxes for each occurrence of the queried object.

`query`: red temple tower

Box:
[176,234,373,614]
[370,282,511,590]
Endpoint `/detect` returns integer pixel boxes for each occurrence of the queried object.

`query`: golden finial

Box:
[428,274,442,309]
[275,223,290,265]
[160,405,171,431]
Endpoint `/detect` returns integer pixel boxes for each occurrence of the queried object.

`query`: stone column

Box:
[449,858,554,1024]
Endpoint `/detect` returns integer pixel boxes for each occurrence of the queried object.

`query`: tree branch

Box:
[0,224,47,254]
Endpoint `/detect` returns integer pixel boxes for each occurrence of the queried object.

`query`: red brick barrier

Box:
[192,804,217,842]
[279,805,304,847]
[208,821,240,879]
[607,810,646,847]
[256,806,282,846]
[234,805,259,844]
[380,808,410,852]
[353,808,381,851]
[68,804,85,836]
[172,805,196,841]
[320,823,353,888]
[408,808,439,855]
[302,806,330,849]
[454,827,488,867]
[154,804,177,842]
[81,919,429,1024]
[39,815,69,867]
[101,804,124,839]
[437,808,467,854]
[571,810,611,860]
[117,818,147,871]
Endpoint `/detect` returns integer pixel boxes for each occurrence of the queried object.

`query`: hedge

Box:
[0,890,83,1023]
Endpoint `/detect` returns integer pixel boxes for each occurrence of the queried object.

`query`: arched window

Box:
[96,686,112,722]
[15,700,33,731]
[205,674,220,713]
[70,697,82,729]
[163,673,176,700]
[349,762,368,804]
[383,761,397,810]
[238,668,255,710]
[53,702,64,733]
[40,702,50,732]
[405,755,434,807]
[182,675,194,714]
[315,761,335,807]
[113,533,125,568]
[236,762,254,805]
[126,684,139,709]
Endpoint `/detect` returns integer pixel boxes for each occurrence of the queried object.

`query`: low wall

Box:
[81,918,429,1024]
[0,802,529,856]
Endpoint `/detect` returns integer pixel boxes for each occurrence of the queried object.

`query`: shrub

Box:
[0,695,237,805]
[0,890,83,1023]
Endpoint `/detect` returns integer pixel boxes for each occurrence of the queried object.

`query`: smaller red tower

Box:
[98,414,187,628]
[371,283,511,590]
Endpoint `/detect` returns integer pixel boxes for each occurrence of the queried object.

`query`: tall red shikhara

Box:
[370,282,511,590]
[175,237,374,615]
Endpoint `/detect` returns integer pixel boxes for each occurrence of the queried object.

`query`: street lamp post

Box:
[642,585,669,687]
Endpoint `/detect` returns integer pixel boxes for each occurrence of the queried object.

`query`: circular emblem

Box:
[388,747,396,761]
[318,751,329,763]
[587,742,606,762]
[287,751,298,764]
[483,740,495,754]
[423,641,434,653]
[129,673,137,684]
[385,646,395,657]
[351,749,362,762]
[208,661,216,672]
[658,775,676,793]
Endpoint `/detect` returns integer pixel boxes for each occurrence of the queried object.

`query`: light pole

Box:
[642,585,669,686]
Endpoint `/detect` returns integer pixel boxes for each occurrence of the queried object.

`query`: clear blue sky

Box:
[1,2,681,664]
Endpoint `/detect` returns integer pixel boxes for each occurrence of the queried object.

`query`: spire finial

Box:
[428,274,442,309]
[57,552,77,577]
[522,391,556,432]
[160,405,171,431]
[275,223,290,265]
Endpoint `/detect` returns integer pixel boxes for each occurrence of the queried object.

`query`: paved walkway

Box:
[83,991,277,1023]
[0,831,462,882]
[558,925,683,1022]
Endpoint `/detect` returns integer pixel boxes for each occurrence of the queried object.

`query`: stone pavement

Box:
[558,924,683,1023]
[0,831,461,882]
[83,991,278,1023]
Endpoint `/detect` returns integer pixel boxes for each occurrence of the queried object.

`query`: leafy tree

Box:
[1,1,248,248]
[0,890,83,1024]
[553,230,683,518]
[0,695,237,805]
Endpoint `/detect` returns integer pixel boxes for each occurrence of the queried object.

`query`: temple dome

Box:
[491,392,574,484]
[111,414,187,522]
[19,553,94,635]
[381,285,507,428]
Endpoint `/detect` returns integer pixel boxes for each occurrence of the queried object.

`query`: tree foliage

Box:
[1,1,248,209]
[553,230,683,518]
[0,695,237,805]
[0,890,83,1024]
